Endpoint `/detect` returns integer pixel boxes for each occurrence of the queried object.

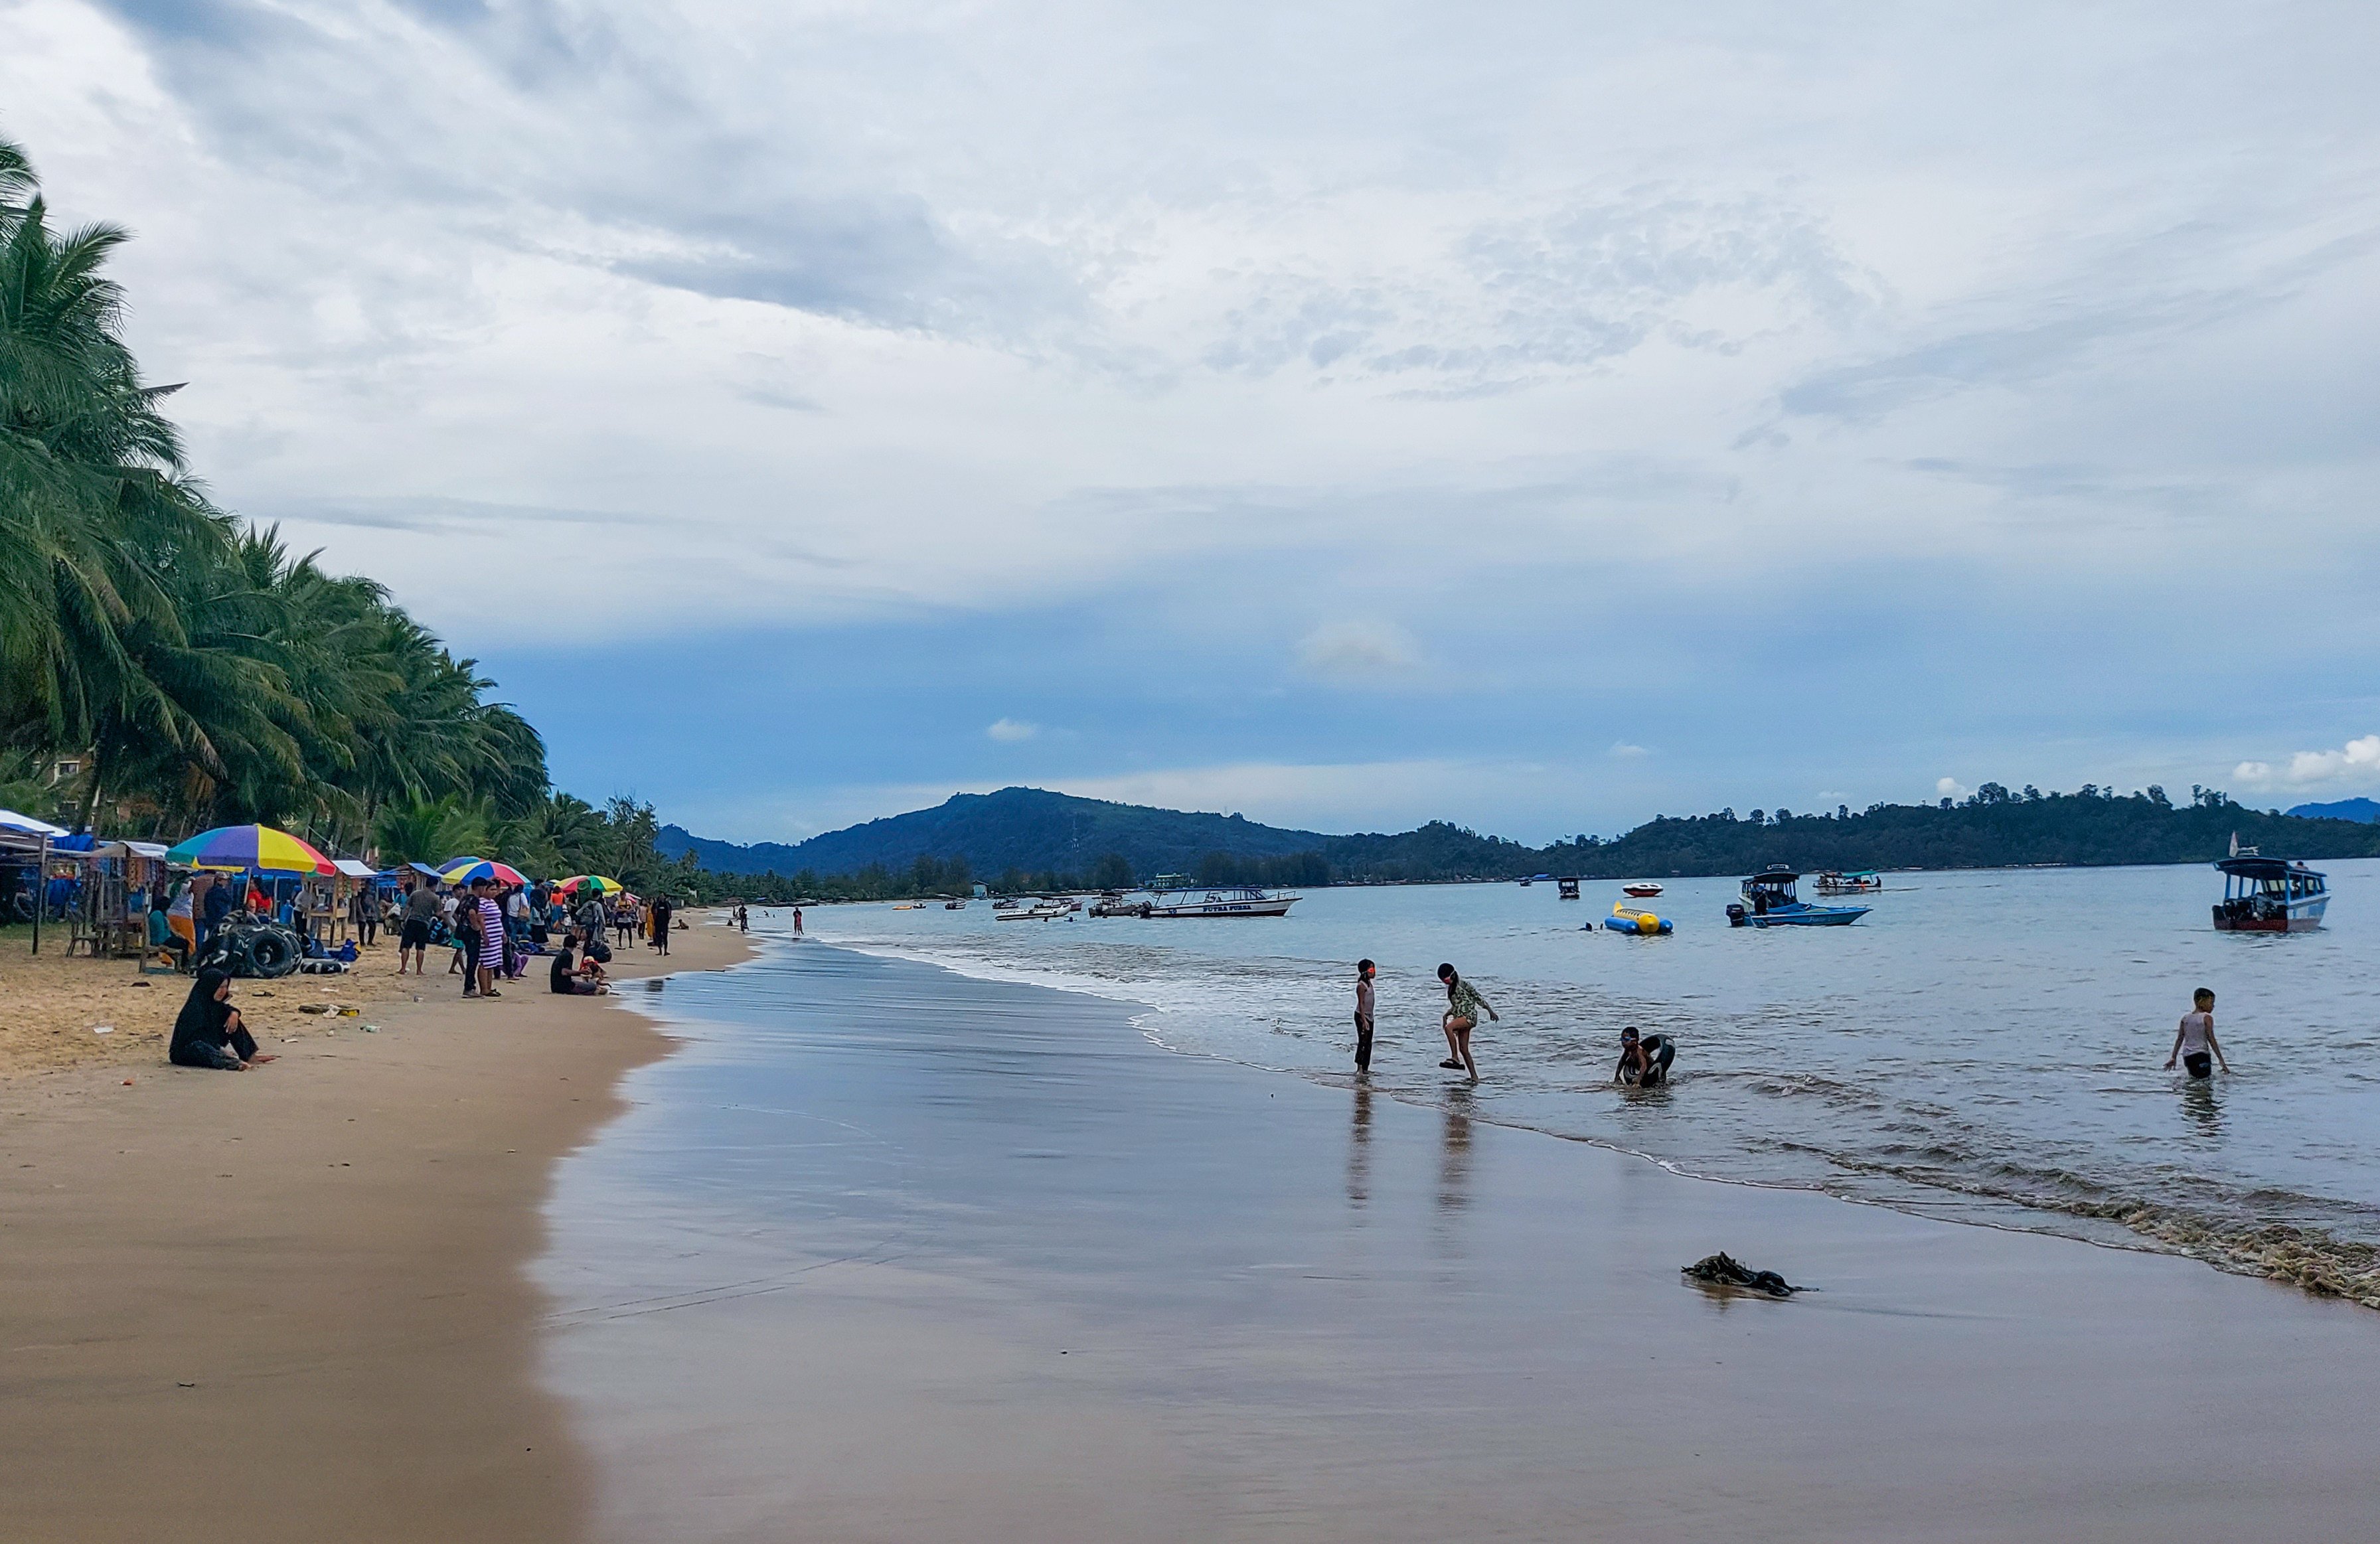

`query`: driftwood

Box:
[1681,1252,1802,1298]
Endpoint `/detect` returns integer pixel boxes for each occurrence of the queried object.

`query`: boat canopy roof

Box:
[1747,866,1799,883]
[2216,856,2324,880]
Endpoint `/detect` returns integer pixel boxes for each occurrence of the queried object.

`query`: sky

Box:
[6,1,2378,844]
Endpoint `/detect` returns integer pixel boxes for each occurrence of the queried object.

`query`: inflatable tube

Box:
[243,927,298,978]
[1605,909,1674,936]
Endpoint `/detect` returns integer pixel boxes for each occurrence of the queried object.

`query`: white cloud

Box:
[1936,777,1970,800]
[2235,734,2380,787]
[1297,621,1423,684]
[986,718,1039,742]
[1609,742,1650,759]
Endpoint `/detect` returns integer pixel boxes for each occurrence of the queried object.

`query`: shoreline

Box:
[544,937,2380,1541]
[0,915,755,1544]
[806,893,2380,1310]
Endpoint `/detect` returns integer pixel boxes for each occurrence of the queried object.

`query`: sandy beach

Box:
[12,919,2380,1542]
[0,916,754,1544]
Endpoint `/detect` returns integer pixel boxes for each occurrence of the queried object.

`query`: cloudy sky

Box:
[7,1,2377,842]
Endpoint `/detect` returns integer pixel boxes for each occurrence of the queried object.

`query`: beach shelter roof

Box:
[331,859,382,878]
[165,824,337,876]
[0,809,69,838]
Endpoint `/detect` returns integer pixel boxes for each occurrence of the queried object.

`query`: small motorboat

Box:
[1814,870,1883,895]
[995,901,1070,922]
[1604,901,1673,935]
[1726,867,1867,927]
[1087,891,1150,918]
[2213,854,2327,932]
[943,899,967,910]
[1143,886,1299,918]
[1622,881,1664,898]
[1556,877,1581,900]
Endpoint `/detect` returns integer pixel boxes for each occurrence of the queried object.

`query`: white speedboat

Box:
[1143,886,1299,919]
[995,901,1070,921]
[1622,881,1664,898]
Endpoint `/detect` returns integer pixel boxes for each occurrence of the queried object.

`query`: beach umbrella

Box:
[165,824,336,876]
[439,856,528,886]
[557,874,625,895]
[0,809,69,838]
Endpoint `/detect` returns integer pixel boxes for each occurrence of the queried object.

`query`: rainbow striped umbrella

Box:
[557,874,625,895]
[439,856,528,887]
[166,824,336,876]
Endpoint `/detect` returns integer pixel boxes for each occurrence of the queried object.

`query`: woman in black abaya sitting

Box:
[169,969,276,1071]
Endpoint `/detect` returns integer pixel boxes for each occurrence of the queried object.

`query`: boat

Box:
[1604,900,1673,935]
[1725,866,1868,927]
[1814,870,1883,895]
[995,901,1070,922]
[991,897,1019,911]
[1087,891,1150,918]
[943,899,967,910]
[1556,877,1581,900]
[1622,881,1664,898]
[1143,886,1299,919]
[2213,854,2327,932]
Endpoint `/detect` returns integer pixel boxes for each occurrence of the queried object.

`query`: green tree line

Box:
[0,136,675,891]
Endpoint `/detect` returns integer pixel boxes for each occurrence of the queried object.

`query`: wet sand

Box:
[546,941,2380,1543]
[0,918,754,1544]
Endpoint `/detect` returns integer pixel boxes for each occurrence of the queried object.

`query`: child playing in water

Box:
[2166,988,2231,1079]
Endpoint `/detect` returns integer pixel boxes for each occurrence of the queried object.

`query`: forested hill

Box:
[661,787,1532,888]
[1555,786,2380,880]
[664,783,2380,895]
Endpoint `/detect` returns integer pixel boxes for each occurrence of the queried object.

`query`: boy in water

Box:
[2166,988,2230,1079]
[1353,959,1376,1073]
[1614,1026,1675,1087]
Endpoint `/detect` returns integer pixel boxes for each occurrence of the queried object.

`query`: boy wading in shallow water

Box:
[1436,962,1496,1081]
[1353,959,1376,1073]
[2167,988,2231,1079]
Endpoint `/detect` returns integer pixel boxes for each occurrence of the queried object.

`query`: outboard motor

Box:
[1725,902,1748,927]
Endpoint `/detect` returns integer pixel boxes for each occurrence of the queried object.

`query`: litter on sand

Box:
[92,1026,114,1035]
[1682,1253,1804,1298]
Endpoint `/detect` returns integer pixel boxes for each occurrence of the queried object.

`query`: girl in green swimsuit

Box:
[1435,963,1496,1081]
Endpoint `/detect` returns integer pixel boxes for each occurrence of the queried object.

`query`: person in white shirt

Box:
[1353,959,1376,1073]
[2166,988,2231,1079]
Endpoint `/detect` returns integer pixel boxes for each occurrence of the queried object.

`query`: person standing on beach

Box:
[1435,962,1495,1081]
[651,893,674,956]
[792,905,803,935]
[736,903,749,933]
[473,878,507,998]
[2166,988,2231,1079]
[398,881,438,974]
[1354,959,1377,1073]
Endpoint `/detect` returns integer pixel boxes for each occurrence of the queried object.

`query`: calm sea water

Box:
[791,863,2380,1278]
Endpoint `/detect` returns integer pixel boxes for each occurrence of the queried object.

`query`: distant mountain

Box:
[663,783,2380,896]
[2286,797,2380,823]
[663,787,1327,878]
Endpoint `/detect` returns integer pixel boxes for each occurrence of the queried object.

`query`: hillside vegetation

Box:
[667,782,2380,900]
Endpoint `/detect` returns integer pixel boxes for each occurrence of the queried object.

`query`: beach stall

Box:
[327,858,386,947]
[0,809,72,953]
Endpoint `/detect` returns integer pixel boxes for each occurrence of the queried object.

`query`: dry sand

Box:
[0,916,755,1544]
[0,929,430,1077]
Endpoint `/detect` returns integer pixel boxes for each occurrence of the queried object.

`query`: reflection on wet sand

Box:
[1346,1082,1373,1208]
[1436,1095,1472,1220]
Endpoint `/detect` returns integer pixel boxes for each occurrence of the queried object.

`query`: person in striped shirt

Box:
[472,878,508,999]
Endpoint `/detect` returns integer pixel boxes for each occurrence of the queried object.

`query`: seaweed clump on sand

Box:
[1682,1253,1802,1298]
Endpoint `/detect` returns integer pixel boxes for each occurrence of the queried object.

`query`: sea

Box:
[792,862,2380,1295]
